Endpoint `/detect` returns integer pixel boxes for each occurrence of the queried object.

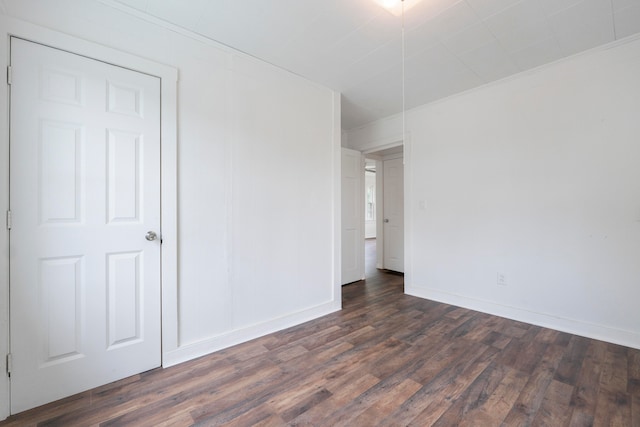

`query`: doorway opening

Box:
[364,159,377,278]
[363,144,404,278]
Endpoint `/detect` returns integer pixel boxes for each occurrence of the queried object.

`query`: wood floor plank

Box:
[499,335,549,375]
[349,378,422,426]
[278,387,332,422]
[554,335,591,385]
[430,362,507,426]
[59,355,237,424]
[377,343,495,426]
[152,412,195,427]
[312,340,354,364]
[108,362,283,426]
[482,330,513,350]
[501,343,567,425]
[568,340,606,426]
[370,334,444,381]
[531,379,574,426]
[631,393,640,427]
[2,239,639,427]
[295,343,421,425]
[630,348,640,395]
[592,389,632,427]
[600,344,630,393]
[211,402,279,427]
[474,364,529,423]
[410,339,485,385]
[270,344,309,363]
[288,372,380,425]
[405,346,499,426]
[535,327,561,344]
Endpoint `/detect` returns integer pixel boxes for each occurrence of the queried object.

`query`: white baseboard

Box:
[405,285,640,350]
[162,300,341,367]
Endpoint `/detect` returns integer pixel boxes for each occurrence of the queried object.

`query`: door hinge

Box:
[6,353,11,377]
[6,66,11,85]
[6,210,11,230]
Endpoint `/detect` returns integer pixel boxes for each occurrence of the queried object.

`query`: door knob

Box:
[383,219,390,223]
[145,231,158,241]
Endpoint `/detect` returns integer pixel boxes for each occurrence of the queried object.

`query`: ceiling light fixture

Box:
[373,0,420,17]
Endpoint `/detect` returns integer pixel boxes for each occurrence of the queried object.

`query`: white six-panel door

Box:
[383,157,404,273]
[341,148,364,285]
[9,38,161,413]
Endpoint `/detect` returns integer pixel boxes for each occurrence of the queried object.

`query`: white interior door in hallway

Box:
[383,157,404,273]
[9,38,162,413]
[341,147,364,284]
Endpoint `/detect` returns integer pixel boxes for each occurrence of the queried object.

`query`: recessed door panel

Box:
[39,121,83,224]
[107,81,142,117]
[40,67,84,106]
[107,251,142,348]
[107,129,142,223]
[39,256,84,365]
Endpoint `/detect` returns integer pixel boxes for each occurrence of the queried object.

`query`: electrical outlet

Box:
[497,272,507,286]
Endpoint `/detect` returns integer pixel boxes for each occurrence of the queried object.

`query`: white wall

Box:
[347,35,640,349]
[0,0,340,396]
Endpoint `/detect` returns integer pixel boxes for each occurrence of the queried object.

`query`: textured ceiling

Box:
[106,0,640,130]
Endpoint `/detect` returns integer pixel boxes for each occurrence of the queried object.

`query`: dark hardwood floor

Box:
[2,239,639,426]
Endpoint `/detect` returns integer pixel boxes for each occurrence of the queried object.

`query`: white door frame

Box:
[0,15,178,420]
[362,140,408,275]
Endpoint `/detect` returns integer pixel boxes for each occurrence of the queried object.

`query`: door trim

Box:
[0,15,178,419]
